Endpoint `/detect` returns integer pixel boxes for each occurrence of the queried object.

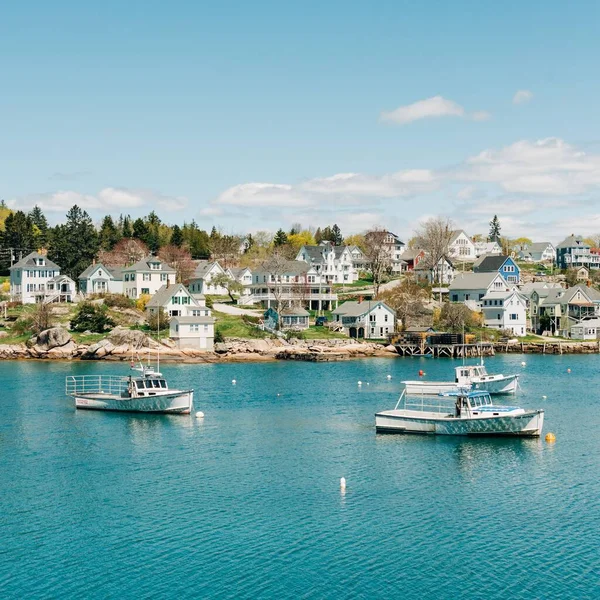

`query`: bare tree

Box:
[98,238,148,267]
[158,244,196,284]
[210,233,243,268]
[413,217,455,288]
[377,276,431,330]
[211,272,243,303]
[363,227,392,296]
[261,250,293,324]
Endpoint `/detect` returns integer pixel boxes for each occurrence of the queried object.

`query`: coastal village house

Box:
[518,242,556,264]
[556,235,600,270]
[449,272,514,305]
[364,231,406,274]
[10,251,76,304]
[263,306,310,331]
[296,241,361,284]
[447,230,476,262]
[146,283,208,318]
[332,300,396,339]
[414,255,456,285]
[529,284,600,335]
[188,260,229,297]
[243,260,337,310]
[474,240,502,258]
[400,249,426,272]
[570,318,600,340]
[481,290,527,336]
[473,255,521,284]
[228,266,253,298]
[123,256,176,299]
[78,263,124,296]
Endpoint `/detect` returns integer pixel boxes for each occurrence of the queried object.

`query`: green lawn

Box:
[303,326,347,340]
[333,278,373,290]
[213,311,266,338]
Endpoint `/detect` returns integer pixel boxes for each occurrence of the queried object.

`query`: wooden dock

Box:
[393,342,495,358]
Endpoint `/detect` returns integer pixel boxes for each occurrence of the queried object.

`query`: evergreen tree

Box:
[133,218,149,243]
[28,205,49,249]
[2,211,35,253]
[320,226,334,243]
[314,227,323,244]
[245,233,254,253]
[273,228,288,247]
[183,221,211,259]
[331,224,343,246]
[99,215,121,251]
[170,224,184,247]
[48,205,99,279]
[210,226,220,240]
[489,215,501,242]
[121,215,133,238]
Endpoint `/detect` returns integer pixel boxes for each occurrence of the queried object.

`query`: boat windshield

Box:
[468,393,492,408]
[135,379,167,389]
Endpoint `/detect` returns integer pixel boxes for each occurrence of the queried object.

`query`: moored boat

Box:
[66,363,193,414]
[403,363,519,396]
[375,388,543,436]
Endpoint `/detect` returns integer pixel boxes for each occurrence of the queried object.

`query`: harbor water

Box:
[1,355,598,599]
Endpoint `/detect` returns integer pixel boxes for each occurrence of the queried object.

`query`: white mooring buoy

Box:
[387,375,392,380]
[357,381,362,386]
[195,411,205,419]
[521,361,526,367]
[232,379,237,385]
[340,477,346,490]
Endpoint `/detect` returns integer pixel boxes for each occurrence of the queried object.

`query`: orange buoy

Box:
[419,370,424,377]
[545,432,556,443]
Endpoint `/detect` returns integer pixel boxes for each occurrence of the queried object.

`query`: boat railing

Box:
[66,375,130,397]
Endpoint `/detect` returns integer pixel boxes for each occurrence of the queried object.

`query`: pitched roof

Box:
[528,242,554,253]
[537,285,600,306]
[556,235,589,249]
[400,249,424,261]
[78,262,123,280]
[281,307,310,316]
[229,267,251,278]
[255,260,312,276]
[448,272,504,291]
[332,300,395,317]
[473,255,511,272]
[191,260,224,279]
[124,256,176,273]
[449,230,471,245]
[481,289,525,301]
[147,284,197,308]
[10,251,60,271]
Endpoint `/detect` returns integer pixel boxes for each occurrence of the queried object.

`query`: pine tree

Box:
[133,218,149,243]
[48,205,99,279]
[273,229,288,247]
[331,224,343,246]
[3,211,35,253]
[320,226,334,243]
[29,205,49,249]
[314,227,323,244]
[170,224,184,247]
[99,215,121,251]
[121,215,133,238]
[489,215,501,242]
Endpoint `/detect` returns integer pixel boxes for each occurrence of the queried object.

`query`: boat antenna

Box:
[157,310,160,375]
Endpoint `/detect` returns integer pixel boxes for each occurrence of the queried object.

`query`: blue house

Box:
[473,255,520,284]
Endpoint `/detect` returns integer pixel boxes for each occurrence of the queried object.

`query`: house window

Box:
[204,324,209,332]
[190,324,200,332]
[369,315,376,322]
[384,314,388,322]
[510,314,518,320]
[143,273,151,281]
[141,288,149,295]
[161,274,167,281]
[452,294,458,302]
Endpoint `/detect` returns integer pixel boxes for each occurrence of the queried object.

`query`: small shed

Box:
[570,318,600,340]
[280,307,310,330]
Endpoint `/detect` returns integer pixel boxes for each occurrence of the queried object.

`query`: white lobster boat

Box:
[66,364,193,414]
[375,389,543,436]
[403,363,519,396]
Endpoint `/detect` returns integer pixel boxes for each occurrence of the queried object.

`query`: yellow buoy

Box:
[545,432,556,443]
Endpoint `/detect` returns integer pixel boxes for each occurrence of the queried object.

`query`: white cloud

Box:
[215,182,313,208]
[380,96,465,125]
[8,187,187,214]
[513,90,533,104]
[458,137,600,195]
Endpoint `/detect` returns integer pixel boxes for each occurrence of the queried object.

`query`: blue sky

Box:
[2,0,600,242]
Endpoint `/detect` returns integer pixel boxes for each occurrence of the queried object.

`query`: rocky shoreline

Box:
[0,327,399,363]
[2,327,600,362]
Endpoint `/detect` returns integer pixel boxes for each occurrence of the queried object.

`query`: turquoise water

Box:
[1,355,599,599]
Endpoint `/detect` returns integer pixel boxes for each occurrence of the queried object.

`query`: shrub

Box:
[70,302,115,333]
[11,316,34,336]
[284,329,305,341]
[147,308,169,332]
[204,295,214,309]
[214,327,225,343]
[103,294,135,309]
[242,314,260,325]
[136,294,152,311]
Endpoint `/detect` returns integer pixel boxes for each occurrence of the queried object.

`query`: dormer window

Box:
[37,258,45,266]
[150,262,160,270]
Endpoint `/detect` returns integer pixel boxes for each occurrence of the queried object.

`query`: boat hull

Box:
[74,391,193,414]
[403,374,519,396]
[375,409,544,437]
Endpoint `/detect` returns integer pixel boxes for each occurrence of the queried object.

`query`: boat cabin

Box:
[454,364,489,384]
[130,376,168,396]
